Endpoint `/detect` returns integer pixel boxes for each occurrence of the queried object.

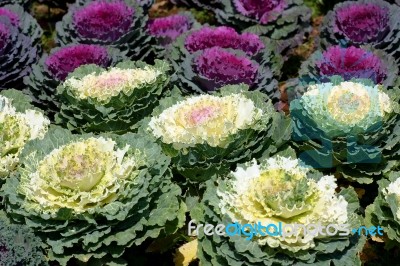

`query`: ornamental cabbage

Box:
[0,89,49,182]
[147,12,199,50]
[290,78,400,183]
[55,59,170,134]
[319,0,400,54]
[169,26,283,97]
[147,84,291,182]
[212,0,312,55]
[0,17,39,90]
[295,46,400,98]
[1,127,186,265]
[0,4,43,46]
[23,44,126,118]
[56,0,154,60]
[193,155,364,265]
[0,214,48,266]
[366,171,400,244]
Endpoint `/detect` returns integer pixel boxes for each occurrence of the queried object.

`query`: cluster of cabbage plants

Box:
[2,0,400,265]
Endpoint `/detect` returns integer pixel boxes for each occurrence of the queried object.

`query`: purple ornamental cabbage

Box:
[178,46,279,99]
[147,12,199,47]
[23,44,126,118]
[316,46,387,83]
[194,47,259,89]
[233,0,287,24]
[169,25,283,98]
[184,26,265,56]
[213,0,312,56]
[0,17,39,90]
[319,0,400,57]
[56,0,153,60]
[0,4,43,46]
[293,45,400,99]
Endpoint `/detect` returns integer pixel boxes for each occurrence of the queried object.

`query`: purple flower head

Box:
[233,0,287,24]
[148,14,192,46]
[73,0,134,42]
[185,26,265,56]
[316,46,387,84]
[45,44,111,81]
[335,3,390,43]
[0,22,10,52]
[194,47,258,90]
[0,8,19,26]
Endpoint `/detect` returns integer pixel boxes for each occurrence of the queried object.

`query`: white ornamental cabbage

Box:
[194,153,364,265]
[146,84,291,182]
[1,128,186,265]
[0,90,49,180]
[217,156,349,252]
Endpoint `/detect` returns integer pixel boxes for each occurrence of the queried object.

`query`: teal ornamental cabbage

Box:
[290,77,400,183]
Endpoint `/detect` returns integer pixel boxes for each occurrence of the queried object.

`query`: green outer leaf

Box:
[0,211,49,266]
[0,89,37,113]
[365,171,400,243]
